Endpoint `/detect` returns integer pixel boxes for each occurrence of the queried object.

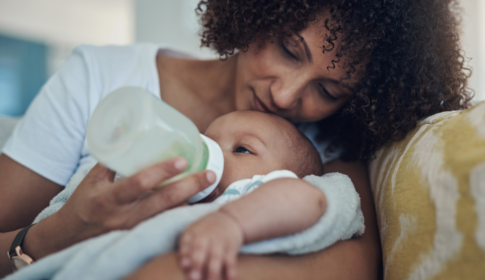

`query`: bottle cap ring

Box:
[186,135,224,203]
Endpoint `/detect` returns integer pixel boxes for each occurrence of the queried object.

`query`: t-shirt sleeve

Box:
[2,46,95,186]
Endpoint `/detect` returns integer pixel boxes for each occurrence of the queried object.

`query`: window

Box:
[0,34,47,116]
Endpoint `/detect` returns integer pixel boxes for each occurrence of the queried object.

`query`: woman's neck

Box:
[156,53,238,131]
[157,54,237,107]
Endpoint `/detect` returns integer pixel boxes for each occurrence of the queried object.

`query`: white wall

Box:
[0,0,134,74]
[134,0,218,59]
[0,0,482,100]
[134,0,485,101]
[461,0,485,101]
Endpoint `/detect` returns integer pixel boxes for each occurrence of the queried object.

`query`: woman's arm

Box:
[0,45,221,277]
[127,159,381,280]
[0,154,217,277]
[0,154,63,277]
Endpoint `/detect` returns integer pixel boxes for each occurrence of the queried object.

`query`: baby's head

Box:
[204,111,323,192]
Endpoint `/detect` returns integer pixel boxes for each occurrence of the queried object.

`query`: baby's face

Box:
[204,111,298,193]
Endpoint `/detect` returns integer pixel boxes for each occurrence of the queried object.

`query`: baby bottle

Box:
[86,86,224,203]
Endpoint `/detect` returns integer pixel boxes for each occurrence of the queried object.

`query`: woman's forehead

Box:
[296,15,365,90]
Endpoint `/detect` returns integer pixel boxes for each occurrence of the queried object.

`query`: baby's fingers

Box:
[207,246,224,280]
[224,254,238,280]
[179,233,193,269]
[188,238,209,280]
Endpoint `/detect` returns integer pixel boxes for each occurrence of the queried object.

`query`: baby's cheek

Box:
[219,159,253,188]
[217,164,237,191]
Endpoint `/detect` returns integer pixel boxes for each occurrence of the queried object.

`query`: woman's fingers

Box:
[113,157,188,204]
[57,158,212,245]
[59,157,216,244]
[134,170,216,218]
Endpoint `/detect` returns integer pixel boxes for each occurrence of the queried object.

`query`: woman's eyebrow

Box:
[296,33,313,63]
[301,39,313,63]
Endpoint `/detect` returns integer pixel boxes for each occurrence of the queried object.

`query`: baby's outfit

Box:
[12,165,364,280]
[214,170,298,204]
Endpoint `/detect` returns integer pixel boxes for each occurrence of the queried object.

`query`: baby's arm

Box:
[178,178,327,280]
[220,178,327,242]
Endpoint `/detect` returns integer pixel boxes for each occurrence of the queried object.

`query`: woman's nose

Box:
[270,78,305,110]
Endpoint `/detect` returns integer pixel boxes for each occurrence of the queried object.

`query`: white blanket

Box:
[6,165,364,280]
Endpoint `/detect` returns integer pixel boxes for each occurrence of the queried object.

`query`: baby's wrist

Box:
[218,207,246,242]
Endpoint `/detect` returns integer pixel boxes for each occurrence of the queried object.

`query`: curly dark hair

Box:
[197,0,473,161]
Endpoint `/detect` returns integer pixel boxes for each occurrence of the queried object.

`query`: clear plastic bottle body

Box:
[87,87,208,184]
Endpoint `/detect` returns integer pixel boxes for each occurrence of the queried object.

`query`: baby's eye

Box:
[234,147,251,154]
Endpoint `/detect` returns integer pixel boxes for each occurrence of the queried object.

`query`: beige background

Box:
[0,0,483,100]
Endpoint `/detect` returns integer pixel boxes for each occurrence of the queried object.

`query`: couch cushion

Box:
[369,101,485,279]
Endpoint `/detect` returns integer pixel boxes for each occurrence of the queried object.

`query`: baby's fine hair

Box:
[284,128,324,178]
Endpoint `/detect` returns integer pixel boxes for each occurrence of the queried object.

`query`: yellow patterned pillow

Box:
[369,101,485,280]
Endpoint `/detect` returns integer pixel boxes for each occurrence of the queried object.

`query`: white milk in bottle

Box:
[86,87,224,203]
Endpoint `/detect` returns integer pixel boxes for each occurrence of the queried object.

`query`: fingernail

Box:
[206,171,216,184]
[174,158,187,171]
[181,258,190,267]
[190,270,201,280]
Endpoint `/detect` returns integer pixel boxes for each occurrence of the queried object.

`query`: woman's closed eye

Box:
[234,146,252,154]
[319,83,338,102]
[280,42,297,60]
[279,39,299,61]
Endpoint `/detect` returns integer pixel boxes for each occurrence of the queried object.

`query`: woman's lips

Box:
[252,92,274,114]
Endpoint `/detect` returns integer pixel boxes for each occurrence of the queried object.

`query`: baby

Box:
[178,110,327,280]
[19,110,363,280]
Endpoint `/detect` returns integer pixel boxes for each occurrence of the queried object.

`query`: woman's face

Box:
[234,17,359,123]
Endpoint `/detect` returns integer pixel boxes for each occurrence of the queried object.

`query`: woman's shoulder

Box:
[63,43,163,100]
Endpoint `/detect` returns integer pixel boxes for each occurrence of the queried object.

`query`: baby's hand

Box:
[179,211,244,280]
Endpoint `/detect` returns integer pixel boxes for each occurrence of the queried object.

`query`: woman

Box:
[0,0,471,279]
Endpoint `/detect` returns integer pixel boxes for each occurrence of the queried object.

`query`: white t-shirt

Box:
[2,44,334,186]
[3,44,186,185]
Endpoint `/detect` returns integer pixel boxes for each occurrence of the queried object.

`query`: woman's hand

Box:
[27,157,216,260]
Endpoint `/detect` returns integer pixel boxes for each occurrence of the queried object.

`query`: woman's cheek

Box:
[300,97,338,122]
[245,43,281,76]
